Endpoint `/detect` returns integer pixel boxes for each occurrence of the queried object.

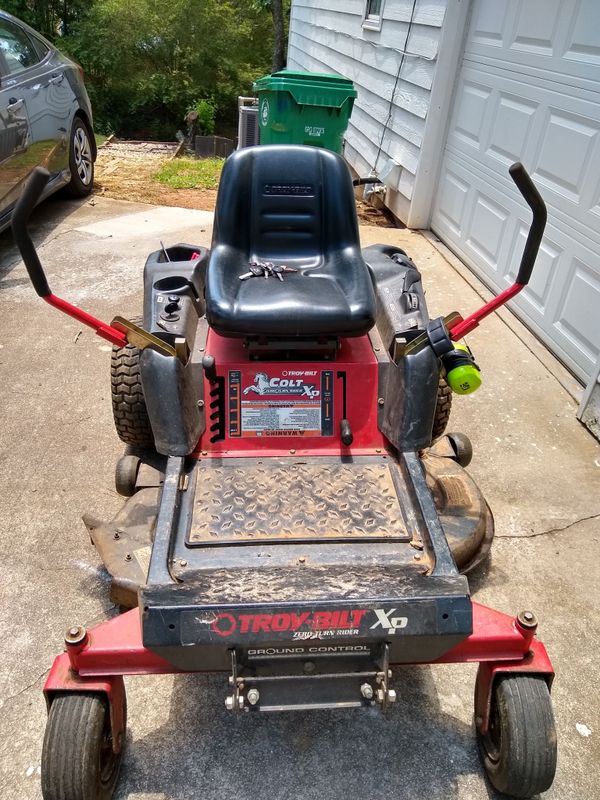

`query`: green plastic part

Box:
[447,363,482,395]
[253,69,357,153]
[446,342,482,395]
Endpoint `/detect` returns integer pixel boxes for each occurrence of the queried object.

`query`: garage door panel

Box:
[487,93,537,166]
[564,0,600,67]
[444,66,600,250]
[466,0,600,88]
[433,153,520,285]
[445,136,600,256]
[553,258,600,365]
[511,0,563,58]
[589,175,600,221]
[433,156,600,383]
[435,165,470,235]
[469,0,509,48]
[433,0,600,382]
[465,192,510,272]
[434,178,599,379]
[453,81,492,148]
[508,224,561,314]
[534,108,600,203]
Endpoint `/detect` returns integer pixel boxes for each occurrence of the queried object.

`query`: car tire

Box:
[65,117,94,197]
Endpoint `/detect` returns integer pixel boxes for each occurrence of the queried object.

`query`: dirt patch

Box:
[355,198,394,227]
[94,142,393,225]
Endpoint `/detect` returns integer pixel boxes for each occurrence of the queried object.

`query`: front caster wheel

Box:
[447,431,473,468]
[115,454,141,497]
[41,693,125,800]
[477,674,557,798]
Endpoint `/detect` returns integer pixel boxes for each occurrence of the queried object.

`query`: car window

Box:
[31,34,50,62]
[0,19,40,75]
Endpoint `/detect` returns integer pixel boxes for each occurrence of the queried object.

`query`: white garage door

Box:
[431,0,600,384]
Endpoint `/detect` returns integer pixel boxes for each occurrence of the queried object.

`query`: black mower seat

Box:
[205,145,376,338]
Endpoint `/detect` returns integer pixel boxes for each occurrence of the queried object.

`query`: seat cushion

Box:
[205,145,376,338]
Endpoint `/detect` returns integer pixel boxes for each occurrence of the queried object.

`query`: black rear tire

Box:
[41,693,124,800]
[477,674,557,798]
[432,374,453,441]
[111,317,154,448]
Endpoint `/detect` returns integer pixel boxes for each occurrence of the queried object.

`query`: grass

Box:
[94,133,109,148]
[153,157,224,190]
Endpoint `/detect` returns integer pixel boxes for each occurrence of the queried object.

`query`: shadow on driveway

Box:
[116,666,503,800]
[0,192,89,288]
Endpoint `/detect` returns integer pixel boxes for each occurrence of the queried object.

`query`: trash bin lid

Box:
[253,69,357,108]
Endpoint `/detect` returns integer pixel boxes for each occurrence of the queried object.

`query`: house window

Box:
[363,0,384,31]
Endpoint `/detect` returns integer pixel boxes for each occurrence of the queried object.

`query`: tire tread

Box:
[432,375,453,441]
[41,693,119,800]
[110,316,154,448]
[479,674,557,798]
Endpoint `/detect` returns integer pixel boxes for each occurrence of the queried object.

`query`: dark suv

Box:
[0,10,96,232]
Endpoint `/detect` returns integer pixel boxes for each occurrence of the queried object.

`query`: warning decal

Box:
[228,369,334,437]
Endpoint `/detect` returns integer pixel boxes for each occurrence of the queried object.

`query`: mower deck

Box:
[88,446,493,609]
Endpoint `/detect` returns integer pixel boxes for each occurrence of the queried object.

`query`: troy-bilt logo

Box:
[210,609,367,637]
[370,609,408,635]
[243,371,319,398]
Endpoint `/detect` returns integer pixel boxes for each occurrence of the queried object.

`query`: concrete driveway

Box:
[0,194,598,800]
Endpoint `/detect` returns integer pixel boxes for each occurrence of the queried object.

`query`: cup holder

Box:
[154,276,189,293]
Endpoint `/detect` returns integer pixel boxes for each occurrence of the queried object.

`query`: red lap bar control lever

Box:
[448,162,547,341]
[11,167,129,347]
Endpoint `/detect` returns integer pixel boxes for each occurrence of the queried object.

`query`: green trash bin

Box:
[253,69,357,153]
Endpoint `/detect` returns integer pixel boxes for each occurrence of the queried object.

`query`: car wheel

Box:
[66,117,94,197]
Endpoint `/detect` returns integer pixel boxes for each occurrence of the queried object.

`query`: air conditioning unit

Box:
[237,96,259,149]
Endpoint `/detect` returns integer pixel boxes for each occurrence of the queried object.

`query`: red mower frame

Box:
[44,601,554,754]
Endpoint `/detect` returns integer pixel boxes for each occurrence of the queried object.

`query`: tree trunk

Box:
[271,0,286,73]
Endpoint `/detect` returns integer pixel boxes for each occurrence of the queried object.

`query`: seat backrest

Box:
[212,145,361,266]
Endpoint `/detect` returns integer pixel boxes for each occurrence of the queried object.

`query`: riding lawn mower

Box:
[12,144,556,799]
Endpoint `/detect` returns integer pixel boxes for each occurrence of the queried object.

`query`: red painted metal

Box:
[448,283,524,340]
[46,603,554,678]
[44,655,127,753]
[43,601,554,744]
[64,609,183,677]
[45,293,128,347]
[194,331,387,457]
[433,601,538,664]
[474,640,554,735]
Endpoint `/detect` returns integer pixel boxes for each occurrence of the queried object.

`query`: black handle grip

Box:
[508,162,547,286]
[12,166,51,297]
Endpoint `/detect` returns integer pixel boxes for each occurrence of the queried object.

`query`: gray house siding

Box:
[287,0,450,222]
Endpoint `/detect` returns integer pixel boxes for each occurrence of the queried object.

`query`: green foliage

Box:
[61,0,275,139]
[154,157,224,190]
[188,98,217,135]
[2,0,89,38]
[5,0,283,139]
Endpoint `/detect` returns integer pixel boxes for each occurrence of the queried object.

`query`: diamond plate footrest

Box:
[187,459,411,546]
